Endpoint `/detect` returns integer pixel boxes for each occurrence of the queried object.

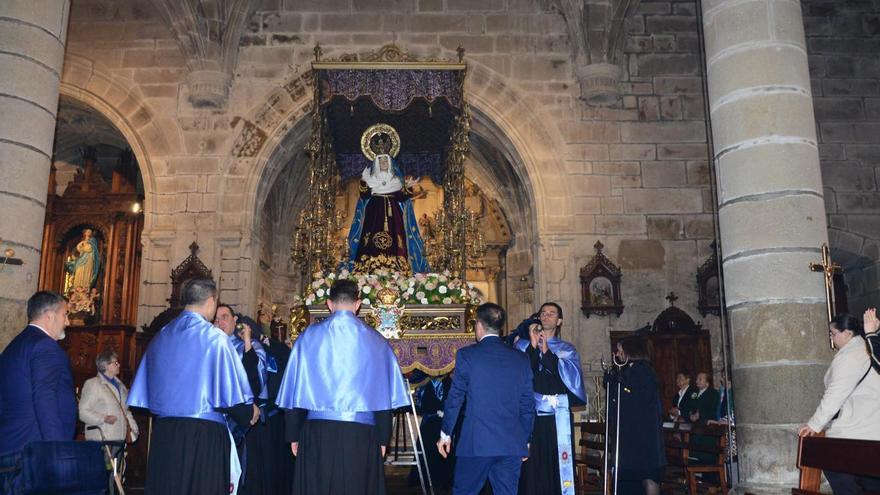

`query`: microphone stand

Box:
[601,354,629,495]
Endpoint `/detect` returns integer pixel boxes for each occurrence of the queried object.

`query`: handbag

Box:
[104,382,135,444]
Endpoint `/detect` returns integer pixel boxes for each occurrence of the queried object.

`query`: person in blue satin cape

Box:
[515,303,587,495]
[0,292,76,491]
[214,306,275,495]
[127,278,259,495]
[437,303,535,495]
[276,279,410,495]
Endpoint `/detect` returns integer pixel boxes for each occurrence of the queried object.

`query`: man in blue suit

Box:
[437,303,535,495]
[0,291,76,458]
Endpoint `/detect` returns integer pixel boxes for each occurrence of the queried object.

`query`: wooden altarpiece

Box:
[610,295,712,414]
[38,152,150,482]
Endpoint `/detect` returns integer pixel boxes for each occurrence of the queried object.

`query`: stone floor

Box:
[124,466,443,495]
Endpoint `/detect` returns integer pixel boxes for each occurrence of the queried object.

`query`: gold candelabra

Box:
[290,79,343,276]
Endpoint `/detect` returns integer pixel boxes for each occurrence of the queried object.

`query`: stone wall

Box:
[804,0,880,315]
[50,0,725,396]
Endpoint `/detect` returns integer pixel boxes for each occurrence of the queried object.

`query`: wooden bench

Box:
[794,435,880,495]
[575,421,606,494]
[663,423,729,495]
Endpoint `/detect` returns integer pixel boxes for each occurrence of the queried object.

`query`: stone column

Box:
[701,0,830,488]
[0,1,70,347]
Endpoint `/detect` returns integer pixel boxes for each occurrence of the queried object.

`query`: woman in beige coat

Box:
[79,349,139,445]
[799,312,880,494]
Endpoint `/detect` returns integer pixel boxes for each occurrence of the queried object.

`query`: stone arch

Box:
[58,54,166,232]
[230,57,574,312]
[234,59,573,238]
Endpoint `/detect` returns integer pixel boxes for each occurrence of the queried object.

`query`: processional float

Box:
[286,44,484,495]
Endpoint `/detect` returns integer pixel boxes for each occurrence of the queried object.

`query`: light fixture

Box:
[0,238,23,273]
[131,202,142,213]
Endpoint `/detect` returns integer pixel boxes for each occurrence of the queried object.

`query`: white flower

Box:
[305,296,315,305]
[362,286,372,294]
[415,291,425,300]
[439,275,448,282]
[362,298,371,306]
[425,282,436,291]
[316,288,325,297]
[327,272,336,279]
[442,297,452,304]
[420,298,429,305]
[438,285,448,294]
[406,287,415,295]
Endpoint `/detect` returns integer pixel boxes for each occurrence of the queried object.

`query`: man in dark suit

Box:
[669,369,698,422]
[688,372,720,425]
[0,291,76,460]
[437,303,535,495]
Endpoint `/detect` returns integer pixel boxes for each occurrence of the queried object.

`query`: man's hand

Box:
[865,308,880,334]
[798,425,818,437]
[381,445,387,457]
[669,407,680,418]
[437,438,451,459]
[528,323,541,349]
[291,442,298,456]
[523,443,530,462]
[240,323,253,352]
[104,415,118,425]
[689,411,700,422]
[250,404,260,425]
[405,177,420,189]
[539,331,549,354]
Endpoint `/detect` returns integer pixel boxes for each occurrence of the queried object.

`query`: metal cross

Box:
[809,243,841,349]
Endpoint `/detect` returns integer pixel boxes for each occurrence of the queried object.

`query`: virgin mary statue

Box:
[346,124,429,274]
[64,228,100,294]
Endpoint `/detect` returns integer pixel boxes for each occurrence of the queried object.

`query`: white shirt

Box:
[676,386,689,407]
[30,323,54,339]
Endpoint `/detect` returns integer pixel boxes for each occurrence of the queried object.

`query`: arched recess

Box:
[58,54,162,233]
[828,226,880,315]
[230,57,574,315]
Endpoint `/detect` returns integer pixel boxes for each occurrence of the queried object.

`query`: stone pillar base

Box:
[186,70,231,108]
[576,63,621,107]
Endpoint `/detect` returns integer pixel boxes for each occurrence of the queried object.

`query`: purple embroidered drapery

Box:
[318,69,463,111]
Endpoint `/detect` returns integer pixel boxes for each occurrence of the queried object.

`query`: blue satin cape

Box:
[345,161,429,273]
[230,335,269,400]
[127,310,254,418]
[516,337,588,404]
[276,310,411,413]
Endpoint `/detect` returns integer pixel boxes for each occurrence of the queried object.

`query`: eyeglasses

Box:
[108,361,120,365]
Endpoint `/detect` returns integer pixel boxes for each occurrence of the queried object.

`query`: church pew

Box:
[794,435,880,495]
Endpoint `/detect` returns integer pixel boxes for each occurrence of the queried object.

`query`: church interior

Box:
[2,0,880,492]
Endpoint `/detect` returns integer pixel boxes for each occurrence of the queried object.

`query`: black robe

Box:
[519,346,580,495]
[265,337,295,493]
[145,403,253,495]
[286,408,393,495]
[607,360,666,495]
[236,347,277,495]
[409,377,454,490]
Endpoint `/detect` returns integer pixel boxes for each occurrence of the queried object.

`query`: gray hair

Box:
[27,291,66,321]
[95,349,118,373]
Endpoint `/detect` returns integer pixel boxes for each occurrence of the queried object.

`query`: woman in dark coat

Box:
[607,338,665,495]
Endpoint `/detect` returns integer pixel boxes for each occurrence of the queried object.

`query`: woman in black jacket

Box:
[607,338,665,495]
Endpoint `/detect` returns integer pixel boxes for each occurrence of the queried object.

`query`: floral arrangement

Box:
[299,269,482,307]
